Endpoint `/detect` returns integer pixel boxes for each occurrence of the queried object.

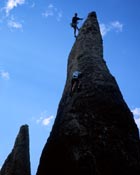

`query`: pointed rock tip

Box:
[21,124,29,128]
[20,124,29,131]
[88,11,97,18]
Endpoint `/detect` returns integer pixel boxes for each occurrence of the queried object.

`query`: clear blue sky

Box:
[0,0,140,174]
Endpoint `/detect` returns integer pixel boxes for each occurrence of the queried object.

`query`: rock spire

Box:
[0,125,31,175]
[36,12,140,175]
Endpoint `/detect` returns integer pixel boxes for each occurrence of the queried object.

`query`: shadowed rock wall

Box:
[36,12,140,175]
[0,125,31,175]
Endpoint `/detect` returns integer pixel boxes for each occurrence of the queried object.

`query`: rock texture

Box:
[36,12,140,175]
[0,125,31,175]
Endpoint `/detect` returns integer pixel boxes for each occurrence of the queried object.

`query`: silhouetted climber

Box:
[70,70,82,96]
[71,13,83,38]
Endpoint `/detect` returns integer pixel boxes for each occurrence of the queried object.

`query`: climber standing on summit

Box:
[71,13,83,38]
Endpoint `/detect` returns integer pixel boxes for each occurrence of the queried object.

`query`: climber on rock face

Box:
[70,70,82,96]
[71,13,83,38]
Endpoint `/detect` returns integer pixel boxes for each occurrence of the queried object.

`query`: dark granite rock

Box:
[36,12,140,175]
[0,125,31,175]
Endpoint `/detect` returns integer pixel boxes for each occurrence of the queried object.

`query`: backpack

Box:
[70,23,76,28]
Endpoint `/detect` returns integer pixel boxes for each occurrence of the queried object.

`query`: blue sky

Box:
[0,0,140,174]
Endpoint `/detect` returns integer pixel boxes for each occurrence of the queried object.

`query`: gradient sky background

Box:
[0,0,140,174]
